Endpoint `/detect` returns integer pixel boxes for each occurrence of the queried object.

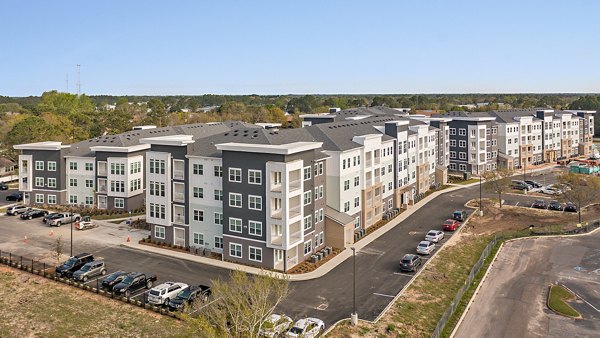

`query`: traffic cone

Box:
[126,235,131,243]
[49,230,54,236]
[23,235,28,244]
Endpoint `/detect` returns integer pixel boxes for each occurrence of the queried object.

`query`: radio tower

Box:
[76,64,81,96]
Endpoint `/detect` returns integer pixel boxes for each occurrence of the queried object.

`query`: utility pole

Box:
[76,64,81,96]
[479,172,483,216]
[351,247,358,325]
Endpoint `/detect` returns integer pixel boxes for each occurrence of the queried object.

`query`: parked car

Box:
[20,209,48,220]
[452,210,467,221]
[55,253,94,278]
[148,281,189,306]
[102,271,129,291]
[75,216,94,230]
[46,212,81,227]
[6,205,29,215]
[525,180,543,189]
[73,260,107,282]
[112,272,157,298]
[532,199,548,209]
[565,202,578,213]
[5,192,23,201]
[0,182,8,190]
[43,213,60,223]
[540,186,562,195]
[259,314,293,338]
[416,240,436,255]
[167,285,212,312]
[399,254,422,272]
[511,180,532,191]
[286,318,324,338]
[548,201,564,211]
[425,230,444,243]
[443,219,460,231]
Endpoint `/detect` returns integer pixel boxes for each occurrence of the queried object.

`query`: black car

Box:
[532,199,547,209]
[548,201,564,211]
[20,209,49,220]
[565,202,578,213]
[525,180,542,189]
[0,182,8,190]
[55,253,95,278]
[112,272,157,297]
[400,254,422,272]
[6,192,23,202]
[167,285,212,311]
[102,271,129,291]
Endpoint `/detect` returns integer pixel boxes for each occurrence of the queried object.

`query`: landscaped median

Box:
[547,284,581,318]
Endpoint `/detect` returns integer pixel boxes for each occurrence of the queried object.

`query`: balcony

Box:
[173,215,185,224]
[289,230,302,244]
[289,205,301,219]
[289,179,301,192]
[173,169,184,180]
[98,185,107,194]
[270,235,283,246]
[271,209,283,219]
[173,192,185,203]
[366,159,372,168]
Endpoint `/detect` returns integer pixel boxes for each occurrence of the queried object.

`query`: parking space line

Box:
[393,272,414,277]
[130,290,147,299]
[515,202,519,206]
[373,292,396,298]
[84,276,104,285]
[561,284,600,313]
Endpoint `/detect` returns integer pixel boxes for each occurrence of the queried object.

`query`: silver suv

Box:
[147,282,189,305]
[73,260,107,282]
[6,205,29,215]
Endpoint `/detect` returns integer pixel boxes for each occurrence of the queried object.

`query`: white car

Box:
[286,318,324,338]
[540,186,562,195]
[259,314,293,338]
[147,282,189,305]
[416,241,435,255]
[425,230,444,243]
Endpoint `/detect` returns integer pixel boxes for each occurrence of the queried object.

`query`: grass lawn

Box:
[0,266,191,337]
[548,285,580,318]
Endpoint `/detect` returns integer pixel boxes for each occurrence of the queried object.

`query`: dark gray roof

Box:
[326,106,409,121]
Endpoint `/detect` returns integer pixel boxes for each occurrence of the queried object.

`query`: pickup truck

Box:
[46,212,81,227]
[112,272,157,298]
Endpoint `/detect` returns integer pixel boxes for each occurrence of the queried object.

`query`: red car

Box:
[443,219,460,231]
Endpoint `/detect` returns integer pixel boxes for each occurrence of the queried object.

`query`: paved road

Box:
[0,167,564,327]
[0,187,19,206]
[454,231,600,338]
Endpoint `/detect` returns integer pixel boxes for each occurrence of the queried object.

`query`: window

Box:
[315,185,324,200]
[459,128,466,136]
[69,162,78,171]
[229,243,242,258]
[35,194,44,203]
[149,159,166,174]
[459,164,467,171]
[388,164,393,173]
[35,177,44,187]
[214,165,223,177]
[303,166,311,180]
[193,164,203,175]
[45,178,56,188]
[155,226,165,239]
[149,203,166,219]
[248,170,262,184]
[193,209,204,221]
[459,140,466,148]
[249,221,262,236]
[229,168,242,182]
[315,208,324,223]
[354,176,359,187]
[85,162,94,171]
[110,180,125,192]
[449,128,456,135]
[69,178,78,187]
[229,218,242,233]
[130,178,141,192]
[85,196,93,205]
[110,163,125,175]
[69,195,78,204]
[248,195,262,210]
[214,189,223,201]
[272,171,282,185]
[316,232,325,246]
[249,246,262,262]
[229,193,242,208]
[193,187,204,198]
[344,180,350,191]
[303,191,312,205]
[214,212,223,225]
[129,161,141,174]
[48,195,57,204]
[47,161,56,171]
[450,140,456,147]
[450,151,456,159]
[149,181,165,197]
[114,198,124,208]
[35,161,44,171]
[344,201,350,212]
[315,162,324,176]
[449,163,457,170]
[304,240,312,255]
[85,179,94,188]
[193,233,204,246]
[354,196,360,207]
[303,215,312,230]
[459,152,467,160]
[215,236,223,249]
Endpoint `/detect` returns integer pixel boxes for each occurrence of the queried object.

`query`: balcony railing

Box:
[173,170,184,180]
[98,168,107,176]
[173,215,185,224]
[289,206,301,219]
[98,185,107,193]
[173,192,185,203]
[270,235,283,246]
[289,179,301,191]
[366,159,372,168]
[271,209,283,219]
[289,230,302,244]
[21,183,29,191]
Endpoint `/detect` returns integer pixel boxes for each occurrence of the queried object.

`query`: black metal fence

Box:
[0,250,181,319]
[430,220,600,338]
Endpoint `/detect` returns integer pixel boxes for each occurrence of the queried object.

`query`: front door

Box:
[173,227,185,247]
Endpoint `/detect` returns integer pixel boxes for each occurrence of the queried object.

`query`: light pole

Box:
[522,158,527,195]
[479,172,483,216]
[70,222,73,257]
[351,247,358,325]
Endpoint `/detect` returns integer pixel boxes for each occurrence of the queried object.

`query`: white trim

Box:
[139,135,195,146]
[89,144,151,153]
[27,188,67,192]
[216,141,323,155]
[14,141,70,150]
[223,233,267,244]
[248,246,263,262]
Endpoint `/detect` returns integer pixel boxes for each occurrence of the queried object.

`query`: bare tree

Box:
[557,173,600,223]
[52,235,65,265]
[187,270,289,338]
[483,169,514,208]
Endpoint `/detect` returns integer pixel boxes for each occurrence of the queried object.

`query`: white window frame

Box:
[47,161,56,171]
[193,164,204,175]
[303,166,311,180]
[69,195,78,204]
[248,169,262,185]
[303,191,312,206]
[303,240,312,256]
[48,195,57,205]
[229,193,242,208]
[229,217,242,233]
[248,220,262,236]
[249,246,262,262]
[248,195,262,210]
[35,177,44,187]
[214,212,223,225]
[229,243,242,258]
[193,209,204,222]
[228,168,242,182]
[193,233,204,246]
[114,198,124,209]
[35,194,44,203]
[303,215,312,231]
[155,226,166,239]
[35,161,44,171]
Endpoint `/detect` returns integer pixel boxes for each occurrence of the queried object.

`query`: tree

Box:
[52,235,65,265]
[557,173,600,223]
[147,98,168,127]
[483,169,514,208]
[187,270,289,338]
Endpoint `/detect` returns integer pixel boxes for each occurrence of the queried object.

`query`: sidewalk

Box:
[122,184,466,281]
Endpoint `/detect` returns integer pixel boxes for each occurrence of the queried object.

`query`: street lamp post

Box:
[479,172,483,216]
[522,161,527,195]
[351,247,358,325]
[70,222,73,257]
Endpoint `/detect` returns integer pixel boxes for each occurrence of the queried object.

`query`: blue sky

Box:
[1,0,599,96]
